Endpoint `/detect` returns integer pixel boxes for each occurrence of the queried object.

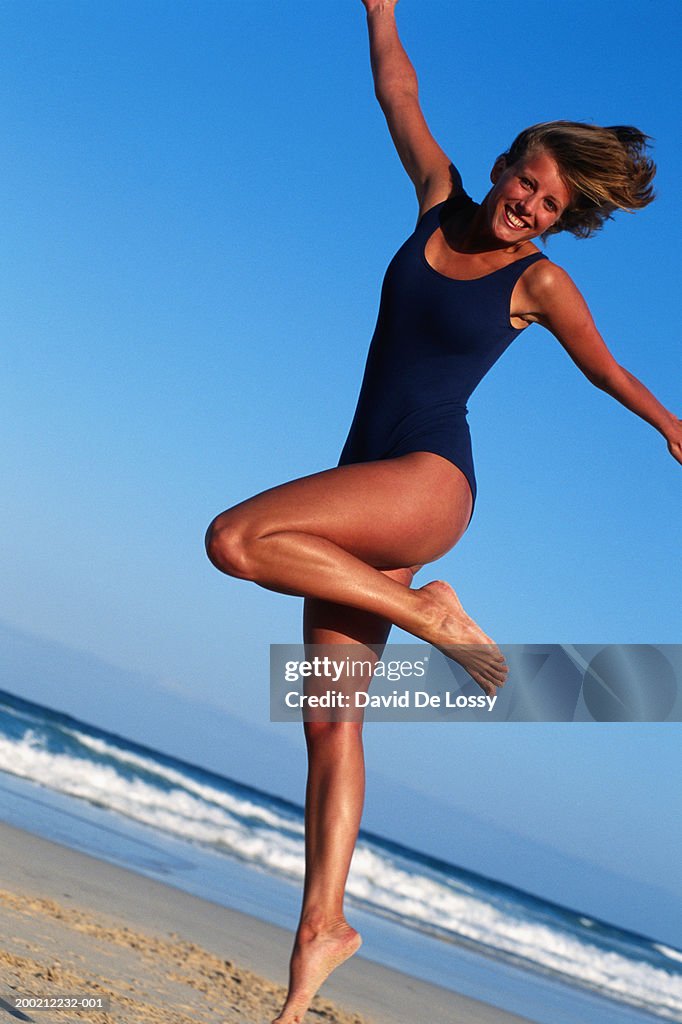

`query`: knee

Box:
[204,512,257,580]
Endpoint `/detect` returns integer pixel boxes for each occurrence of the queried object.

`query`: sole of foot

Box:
[418,580,508,694]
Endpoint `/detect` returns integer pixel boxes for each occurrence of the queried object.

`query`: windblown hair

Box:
[503,120,656,238]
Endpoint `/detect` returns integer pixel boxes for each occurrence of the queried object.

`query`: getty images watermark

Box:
[269,644,682,722]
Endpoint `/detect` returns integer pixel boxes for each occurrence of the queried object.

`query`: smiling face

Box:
[484,148,573,245]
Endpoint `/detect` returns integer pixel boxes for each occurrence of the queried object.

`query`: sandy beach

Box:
[0,821,538,1024]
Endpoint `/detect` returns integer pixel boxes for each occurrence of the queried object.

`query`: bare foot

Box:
[271,919,361,1024]
[417,580,508,694]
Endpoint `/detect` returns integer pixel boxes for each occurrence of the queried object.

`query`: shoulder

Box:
[517,259,591,328]
[522,257,573,295]
[522,258,581,308]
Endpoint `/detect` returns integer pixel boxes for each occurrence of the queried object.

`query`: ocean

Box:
[0,686,680,1024]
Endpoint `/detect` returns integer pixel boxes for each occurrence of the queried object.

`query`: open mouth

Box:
[504,206,529,230]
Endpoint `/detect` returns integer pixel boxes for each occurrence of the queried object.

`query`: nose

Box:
[517,192,540,217]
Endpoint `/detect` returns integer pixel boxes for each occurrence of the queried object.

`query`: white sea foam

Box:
[656,945,682,965]
[65,729,304,835]
[1,730,681,1019]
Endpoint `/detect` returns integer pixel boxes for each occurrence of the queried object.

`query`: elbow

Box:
[587,362,627,393]
[586,370,612,391]
[375,72,418,107]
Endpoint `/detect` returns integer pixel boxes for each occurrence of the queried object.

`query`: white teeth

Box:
[505,207,525,228]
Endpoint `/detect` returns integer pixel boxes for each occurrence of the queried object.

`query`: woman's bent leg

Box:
[272,573,413,1024]
[206,454,506,693]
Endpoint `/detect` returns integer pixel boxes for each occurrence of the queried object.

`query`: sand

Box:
[0,821,536,1024]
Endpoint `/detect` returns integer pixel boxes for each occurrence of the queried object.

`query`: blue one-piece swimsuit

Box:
[338,192,547,518]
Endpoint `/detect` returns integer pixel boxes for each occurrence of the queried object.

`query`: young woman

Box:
[205,2,681,1021]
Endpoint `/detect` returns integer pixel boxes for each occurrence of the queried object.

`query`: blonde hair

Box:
[503,120,656,238]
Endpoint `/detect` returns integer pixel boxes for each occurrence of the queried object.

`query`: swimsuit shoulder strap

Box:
[416,190,472,228]
[502,250,549,281]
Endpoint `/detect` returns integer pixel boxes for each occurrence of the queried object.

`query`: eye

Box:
[519,177,532,188]
[545,198,558,212]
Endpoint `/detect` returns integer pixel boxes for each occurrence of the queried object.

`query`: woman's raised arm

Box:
[361,0,459,212]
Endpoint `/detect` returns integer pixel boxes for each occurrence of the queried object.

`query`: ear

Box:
[490,154,508,184]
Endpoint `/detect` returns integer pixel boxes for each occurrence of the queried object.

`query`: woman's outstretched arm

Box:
[360,0,458,211]
[523,261,682,463]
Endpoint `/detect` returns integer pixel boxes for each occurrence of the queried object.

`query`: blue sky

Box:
[1,1,680,942]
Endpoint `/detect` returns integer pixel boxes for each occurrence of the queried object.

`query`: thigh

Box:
[221,453,471,570]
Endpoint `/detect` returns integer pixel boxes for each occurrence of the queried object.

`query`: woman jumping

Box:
[205,2,682,1021]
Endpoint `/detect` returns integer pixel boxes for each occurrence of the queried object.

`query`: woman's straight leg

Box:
[272,571,415,1024]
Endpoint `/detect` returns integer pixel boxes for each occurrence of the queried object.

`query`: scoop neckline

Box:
[420,200,543,283]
